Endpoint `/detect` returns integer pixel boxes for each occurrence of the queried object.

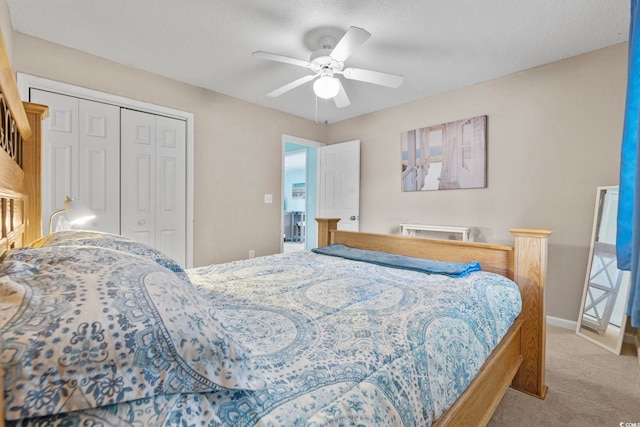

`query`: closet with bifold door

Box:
[120,108,186,267]
[31,89,187,267]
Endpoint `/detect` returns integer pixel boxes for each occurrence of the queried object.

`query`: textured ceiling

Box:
[7,0,630,124]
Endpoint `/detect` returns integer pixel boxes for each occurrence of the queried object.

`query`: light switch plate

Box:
[264,194,273,203]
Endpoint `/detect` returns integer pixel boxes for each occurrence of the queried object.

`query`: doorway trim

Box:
[281,134,324,252]
[17,73,195,267]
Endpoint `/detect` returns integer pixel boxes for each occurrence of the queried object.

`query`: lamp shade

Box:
[65,197,96,225]
[48,196,96,234]
[313,76,340,99]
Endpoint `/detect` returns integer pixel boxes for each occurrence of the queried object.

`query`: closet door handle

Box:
[138,219,146,225]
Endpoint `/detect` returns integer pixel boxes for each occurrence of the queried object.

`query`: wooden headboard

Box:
[0,33,31,257]
[0,31,48,427]
[0,34,47,257]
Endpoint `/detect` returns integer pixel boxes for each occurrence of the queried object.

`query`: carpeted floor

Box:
[489,325,640,426]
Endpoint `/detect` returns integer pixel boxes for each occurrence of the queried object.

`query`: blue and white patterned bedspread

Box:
[10,250,521,426]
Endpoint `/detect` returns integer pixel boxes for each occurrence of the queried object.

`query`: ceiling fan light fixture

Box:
[255,26,401,109]
[313,75,340,99]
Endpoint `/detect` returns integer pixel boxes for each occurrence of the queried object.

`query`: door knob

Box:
[138,219,146,225]
[350,215,358,220]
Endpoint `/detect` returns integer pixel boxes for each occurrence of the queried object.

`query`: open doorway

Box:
[282,135,322,253]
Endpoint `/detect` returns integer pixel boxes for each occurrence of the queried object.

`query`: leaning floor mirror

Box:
[576,186,631,354]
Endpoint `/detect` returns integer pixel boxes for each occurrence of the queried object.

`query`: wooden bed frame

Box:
[316,218,551,425]
[0,30,550,426]
[0,32,48,427]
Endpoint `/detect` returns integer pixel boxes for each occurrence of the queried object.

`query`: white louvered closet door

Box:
[33,90,120,235]
[120,109,186,266]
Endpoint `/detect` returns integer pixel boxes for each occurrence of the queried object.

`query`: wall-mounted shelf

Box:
[400,224,471,242]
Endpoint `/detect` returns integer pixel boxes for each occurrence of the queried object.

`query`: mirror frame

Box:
[576,185,630,354]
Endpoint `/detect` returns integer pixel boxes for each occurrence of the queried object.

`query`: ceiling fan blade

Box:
[343,67,403,88]
[330,26,371,62]
[252,51,311,68]
[267,74,317,97]
[333,79,351,108]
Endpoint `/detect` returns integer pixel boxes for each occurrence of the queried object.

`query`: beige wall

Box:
[9,27,628,321]
[12,33,327,267]
[0,0,13,63]
[328,44,627,322]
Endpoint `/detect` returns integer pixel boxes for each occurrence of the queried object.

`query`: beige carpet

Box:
[489,325,640,426]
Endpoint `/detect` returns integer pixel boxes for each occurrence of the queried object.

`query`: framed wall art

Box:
[401,115,487,191]
[292,182,306,199]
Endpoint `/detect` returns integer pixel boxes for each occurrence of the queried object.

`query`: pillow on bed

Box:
[29,230,190,284]
[0,245,266,420]
[29,230,132,247]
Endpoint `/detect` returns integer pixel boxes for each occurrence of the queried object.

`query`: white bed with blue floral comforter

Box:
[1,231,521,426]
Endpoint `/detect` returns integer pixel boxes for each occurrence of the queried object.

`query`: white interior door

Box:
[121,109,157,248]
[23,74,194,266]
[78,99,120,234]
[318,140,360,231]
[121,109,186,266]
[34,89,121,235]
[155,115,186,266]
[33,90,79,235]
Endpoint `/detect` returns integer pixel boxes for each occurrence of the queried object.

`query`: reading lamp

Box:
[48,196,96,234]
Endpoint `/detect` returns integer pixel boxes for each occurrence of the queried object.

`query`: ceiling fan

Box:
[252,26,403,108]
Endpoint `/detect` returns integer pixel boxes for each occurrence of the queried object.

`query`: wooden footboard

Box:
[509,228,550,400]
[316,219,551,425]
[434,318,524,426]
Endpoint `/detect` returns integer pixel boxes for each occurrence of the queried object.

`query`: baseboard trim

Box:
[623,333,636,345]
[548,315,639,345]
[546,315,576,330]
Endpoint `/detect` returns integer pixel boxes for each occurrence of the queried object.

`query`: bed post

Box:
[509,228,552,400]
[23,102,49,244]
[315,218,340,247]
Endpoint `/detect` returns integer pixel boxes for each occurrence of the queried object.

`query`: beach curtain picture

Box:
[401,115,487,191]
